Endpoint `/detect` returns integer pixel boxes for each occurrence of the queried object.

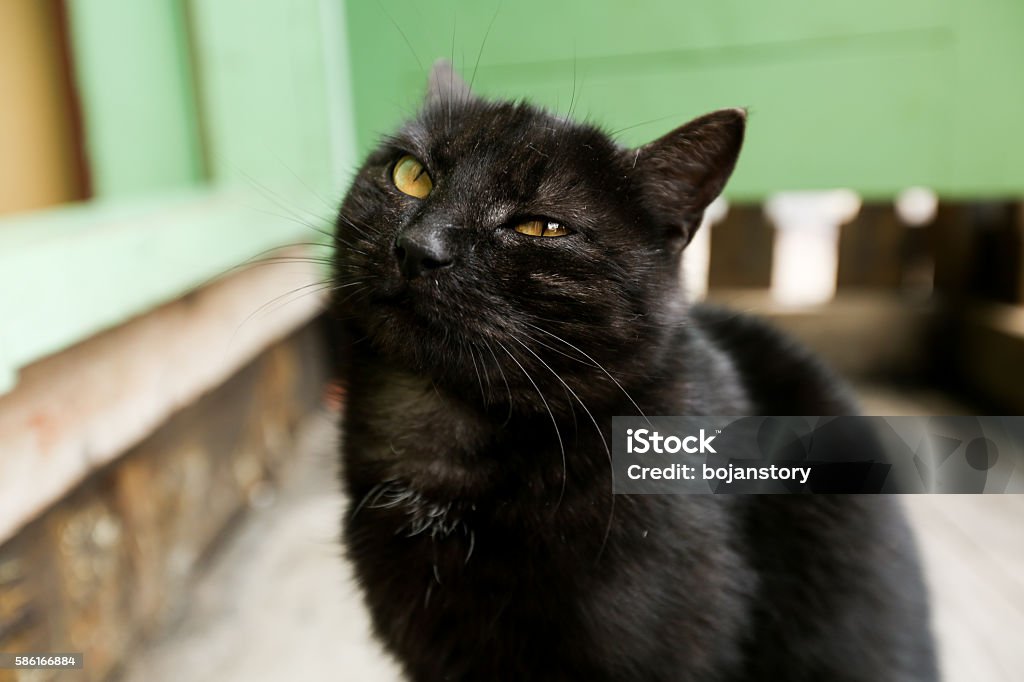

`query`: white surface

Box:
[683,196,729,302]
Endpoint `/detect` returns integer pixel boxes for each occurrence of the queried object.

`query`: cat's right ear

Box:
[630,108,746,246]
[426,59,475,105]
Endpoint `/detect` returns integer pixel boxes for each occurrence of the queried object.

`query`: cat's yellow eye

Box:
[392,155,433,199]
[514,219,571,238]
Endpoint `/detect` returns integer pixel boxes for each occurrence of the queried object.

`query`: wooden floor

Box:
[860,384,1024,682]
[905,496,1024,682]
[119,392,1023,682]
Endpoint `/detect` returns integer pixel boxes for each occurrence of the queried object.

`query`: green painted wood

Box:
[66,0,204,196]
[344,0,1024,199]
[0,0,358,393]
[318,0,362,189]
[0,189,334,394]
[187,0,348,201]
[947,0,1024,197]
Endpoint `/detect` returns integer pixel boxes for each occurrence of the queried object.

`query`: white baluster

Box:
[684,196,729,302]
[764,190,861,306]
[895,187,938,227]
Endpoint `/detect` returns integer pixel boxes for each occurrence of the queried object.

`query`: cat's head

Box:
[332,61,744,413]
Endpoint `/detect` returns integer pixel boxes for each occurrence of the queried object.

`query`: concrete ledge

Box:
[0,321,328,681]
[0,249,324,544]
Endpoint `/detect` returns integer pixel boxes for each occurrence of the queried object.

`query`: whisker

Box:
[245,256,337,267]
[176,242,337,301]
[522,320,651,425]
[375,0,424,72]
[466,340,487,405]
[481,338,514,425]
[243,241,335,262]
[495,339,566,508]
[469,0,503,92]
[515,335,605,444]
[448,13,457,125]
[273,153,341,214]
[337,212,383,242]
[243,202,336,242]
[610,111,692,138]
[518,329,598,368]
[510,337,607,454]
[240,280,335,327]
[240,170,331,227]
[565,48,579,121]
[350,482,388,520]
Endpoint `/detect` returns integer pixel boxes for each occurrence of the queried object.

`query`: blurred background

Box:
[0,1,1021,680]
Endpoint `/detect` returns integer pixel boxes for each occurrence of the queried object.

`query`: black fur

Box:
[331,62,937,681]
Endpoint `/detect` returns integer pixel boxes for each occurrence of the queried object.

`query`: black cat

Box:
[332,61,937,681]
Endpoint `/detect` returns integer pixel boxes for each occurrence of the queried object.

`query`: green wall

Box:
[345,0,1024,200]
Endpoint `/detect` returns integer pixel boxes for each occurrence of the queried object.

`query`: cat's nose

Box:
[394,227,454,279]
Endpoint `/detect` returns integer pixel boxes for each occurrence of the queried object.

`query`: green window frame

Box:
[0,0,357,394]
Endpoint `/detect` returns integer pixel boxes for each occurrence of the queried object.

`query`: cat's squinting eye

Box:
[514,219,571,238]
[392,155,433,199]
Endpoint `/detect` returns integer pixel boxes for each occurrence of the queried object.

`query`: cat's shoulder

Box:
[689,303,858,415]
[689,303,806,356]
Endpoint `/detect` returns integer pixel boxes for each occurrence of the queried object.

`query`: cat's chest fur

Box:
[341,356,755,681]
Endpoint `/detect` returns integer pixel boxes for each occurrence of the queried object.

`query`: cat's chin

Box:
[365,304,453,365]
[367,283,455,330]
[360,295,487,376]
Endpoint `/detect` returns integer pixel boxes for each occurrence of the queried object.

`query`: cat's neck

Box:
[339,315,756,508]
[341,355,493,489]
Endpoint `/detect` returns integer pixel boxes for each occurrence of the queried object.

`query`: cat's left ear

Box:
[631,108,746,245]
[426,59,475,105]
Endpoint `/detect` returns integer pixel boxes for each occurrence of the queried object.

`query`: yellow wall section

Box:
[0,0,86,217]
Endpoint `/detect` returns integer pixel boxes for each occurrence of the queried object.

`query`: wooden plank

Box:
[1017,204,1024,303]
[65,0,204,197]
[949,302,1024,412]
[930,203,977,297]
[707,206,774,289]
[964,203,1021,303]
[837,205,906,289]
